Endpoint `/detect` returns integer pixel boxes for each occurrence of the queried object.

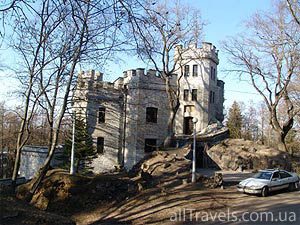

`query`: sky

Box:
[0,0,274,109]
[197,0,273,108]
[105,0,274,109]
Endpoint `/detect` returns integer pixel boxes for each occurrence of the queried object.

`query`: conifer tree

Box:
[64,116,95,173]
[227,101,243,138]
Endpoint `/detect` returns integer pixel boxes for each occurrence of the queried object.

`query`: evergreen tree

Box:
[64,116,95,173]
[226,101,243,138]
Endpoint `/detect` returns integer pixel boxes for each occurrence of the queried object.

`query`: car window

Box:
[280,172,292,179]
[272,172,280,179]
[253,172,272,180]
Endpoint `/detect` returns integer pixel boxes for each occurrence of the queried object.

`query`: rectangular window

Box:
[210,66,213,79]
[98,107,105,123]
[192,65,198,76]
[209,91,215,104]
[132,70,136,76]
[192,89,197,101]
[184,65,190,76]
[146,107,158,123]
[144,139,157,152]
[97,137,104,154]
[213,68,216,81]
[183,89,189,101]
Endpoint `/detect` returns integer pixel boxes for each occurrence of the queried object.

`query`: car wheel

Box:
[261,186,269,197]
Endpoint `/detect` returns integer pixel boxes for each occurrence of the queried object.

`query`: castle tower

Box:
[73,70,124,173]
[174,42,224,135]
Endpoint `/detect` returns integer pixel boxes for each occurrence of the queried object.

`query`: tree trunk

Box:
[163,76,180,147]
[164,110,176,147]
[274,131,288,152]
[11,77,34,192]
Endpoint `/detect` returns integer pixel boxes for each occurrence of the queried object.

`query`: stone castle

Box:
[74,42,224,173]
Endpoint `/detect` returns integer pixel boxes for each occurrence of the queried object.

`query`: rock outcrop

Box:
[207,139,291,171]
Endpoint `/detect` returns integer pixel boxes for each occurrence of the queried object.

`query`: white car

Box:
[237,169,299,197]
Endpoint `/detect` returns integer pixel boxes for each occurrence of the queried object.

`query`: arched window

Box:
[146,107,158,123]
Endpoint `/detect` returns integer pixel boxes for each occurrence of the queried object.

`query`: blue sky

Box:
[0,0,273,108]
[106,0,274,109]
[198,0,273,108]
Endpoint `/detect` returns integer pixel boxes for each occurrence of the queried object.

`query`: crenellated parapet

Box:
[123,68,177,88]
[174,42,219,65]
[77,70,125,93]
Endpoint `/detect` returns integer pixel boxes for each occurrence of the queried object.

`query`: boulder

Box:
[207,139,291,171]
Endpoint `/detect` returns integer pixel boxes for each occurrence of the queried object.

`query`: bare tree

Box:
[9,0,127,196]
[286,0,300,26]
[120,0,204,144]
[222,2,300,152]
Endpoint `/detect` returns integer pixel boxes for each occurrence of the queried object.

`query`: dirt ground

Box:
[2,141,300,225]
[2,174,299,225]
[72,182,235,225]
[72,182,300,225]
[0,195,75,225]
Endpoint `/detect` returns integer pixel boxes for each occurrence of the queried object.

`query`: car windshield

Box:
[253,172,272,180]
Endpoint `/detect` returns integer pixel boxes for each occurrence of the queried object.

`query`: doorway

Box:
[183,117,193,135]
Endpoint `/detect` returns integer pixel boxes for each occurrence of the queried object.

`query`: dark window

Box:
[98,107,105,123]
[184,65,190,76]
[183,89,189,101]
[144,139,157,152]
[209,91,215,104]
[272,172,280,179]
[132,70,136,76]
[192,65,198,76]
[210,66,213,79]
[213,68,216,80]
[146,107,158,123]
[280,171,292,179]
[97,137,104,154]
[192,89,197,101]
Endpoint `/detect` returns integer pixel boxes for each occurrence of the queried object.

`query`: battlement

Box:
[79,69,103,81]
[174,42,219,65]
[123,68,177,86]
[77,70,124,92]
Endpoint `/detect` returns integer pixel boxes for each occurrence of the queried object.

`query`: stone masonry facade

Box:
[73,42,224,173]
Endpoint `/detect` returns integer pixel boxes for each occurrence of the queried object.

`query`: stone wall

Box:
[74,42,225,173]
[85,85,123,173]
[123,69,173,170]
[174,42,224,133]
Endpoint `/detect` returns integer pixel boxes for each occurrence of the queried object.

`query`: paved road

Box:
[75,170,299,225]
[196,168,255,183]
[205,189,300,225]
[196,169,300,225]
